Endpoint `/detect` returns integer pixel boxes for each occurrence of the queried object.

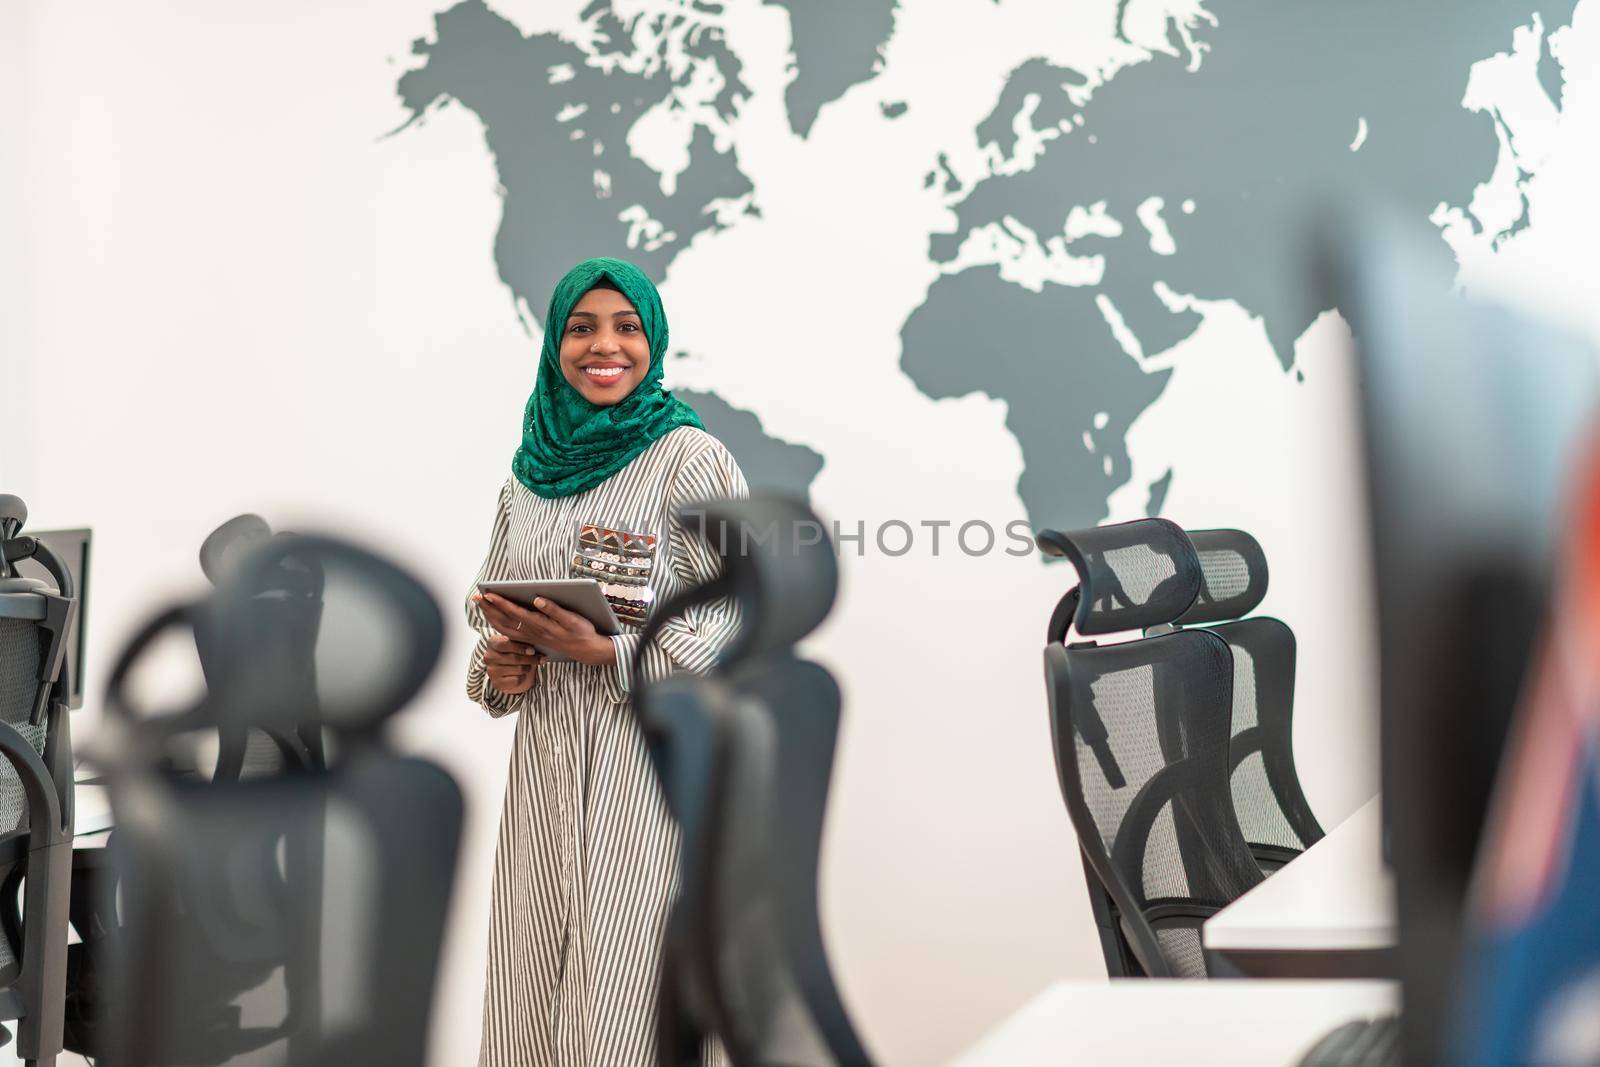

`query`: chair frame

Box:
[0,530,81,1065]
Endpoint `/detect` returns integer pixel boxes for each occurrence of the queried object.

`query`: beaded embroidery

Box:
[569,522,657,626]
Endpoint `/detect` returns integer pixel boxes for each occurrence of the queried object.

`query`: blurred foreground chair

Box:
[1175,528,1324,871]
[56,512,324,1059]
[635,495,872,1067]
[0,494,78,1065]
[1038,518,1263,978]
[95,533,460,1067]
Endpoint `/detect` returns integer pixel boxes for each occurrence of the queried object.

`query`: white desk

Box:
[1204,795,1395,977]
[948,978,1399,1066]
[72,782,113,839]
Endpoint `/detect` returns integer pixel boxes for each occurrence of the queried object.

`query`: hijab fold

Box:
[512,258,702,498]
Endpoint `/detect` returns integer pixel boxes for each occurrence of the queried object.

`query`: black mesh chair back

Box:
[638,495,871,1067]
[1037,518,1204,639]
[99,534,461,1067]
[1038,519,1263,978]
[1174,527,1269,626]
[0,493,78,1064]
[1176,529,1324,870]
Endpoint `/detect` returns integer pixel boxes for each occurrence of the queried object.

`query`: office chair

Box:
[50,513,318,1061]
[0,494,78,1065]
[1174,528,1324,871]
[1038,518,1264,978]
[634,495,873,1067]
[96,533,461,1067]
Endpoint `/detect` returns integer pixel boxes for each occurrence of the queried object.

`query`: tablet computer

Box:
[476,578,624,662]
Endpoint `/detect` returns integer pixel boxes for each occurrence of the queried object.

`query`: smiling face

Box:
[558,285,651,406]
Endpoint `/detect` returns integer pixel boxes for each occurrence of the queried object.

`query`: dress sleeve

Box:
[465,479,523,718]
[604,441,750,701]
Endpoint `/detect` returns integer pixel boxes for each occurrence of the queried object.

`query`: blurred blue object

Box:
[1454,447,1600,1067]
[1316,199,1600,1066]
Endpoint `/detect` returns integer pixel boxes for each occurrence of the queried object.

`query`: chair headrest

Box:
[207,533,444,734]
[1036,518,1201,635]
[1175,528,1269,625]
[645,494,838,671]
[0,494,26,531]
[715,495,837,659]
[107,533,443,745]
[199,513,274,584]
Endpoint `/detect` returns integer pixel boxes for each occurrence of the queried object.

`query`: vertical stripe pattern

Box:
[466,426,746,1066]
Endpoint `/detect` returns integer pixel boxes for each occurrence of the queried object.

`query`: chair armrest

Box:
[0,723,66,844]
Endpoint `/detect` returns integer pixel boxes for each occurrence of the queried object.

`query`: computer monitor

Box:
[1321,206,1600,1064]
[15,528,91,711]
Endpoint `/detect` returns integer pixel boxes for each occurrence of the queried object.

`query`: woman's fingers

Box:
[476,593,544,638]
[474,593,596,662]
[533,596,595,636]
[481,606,530,638]
[487,633,541,656]
[485,633,549,663]
[505,613,561,644]
[479,609,521,639]
[486,644,547,695]
[487,666,535,695]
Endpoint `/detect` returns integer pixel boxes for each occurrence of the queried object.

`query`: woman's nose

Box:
[590,334,621,354]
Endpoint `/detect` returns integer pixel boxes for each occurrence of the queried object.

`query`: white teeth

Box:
[585,366,625,378]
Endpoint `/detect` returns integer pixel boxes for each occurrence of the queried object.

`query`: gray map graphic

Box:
[905,0,1576,532]
[396,1,1573,529]
[397,0,825,500]
[675,389,825,498]
[397,0,753,303]
[764,0,899,137]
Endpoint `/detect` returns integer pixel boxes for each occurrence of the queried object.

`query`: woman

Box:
[465,257,747,1066]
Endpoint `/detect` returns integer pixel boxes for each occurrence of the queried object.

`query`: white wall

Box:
[8,2,1600,1065]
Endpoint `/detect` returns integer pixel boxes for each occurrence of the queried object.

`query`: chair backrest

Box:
[1039,519,1263,978]
[640,494,871,1067]
[634,494,837,679]
[0,493,76,780]
[1176,529,1324,869]
[100,533,461,1067]
[0,493,78,1060]
[0,619,50,837]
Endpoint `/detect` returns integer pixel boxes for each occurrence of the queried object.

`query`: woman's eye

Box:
[620,322,639,332]
[568,323,590,334]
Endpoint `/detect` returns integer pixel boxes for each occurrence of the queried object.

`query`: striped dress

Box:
[466,426,747,1067]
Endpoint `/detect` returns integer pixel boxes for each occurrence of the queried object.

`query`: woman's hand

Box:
[473,592,618,668]
[483,633,546,695]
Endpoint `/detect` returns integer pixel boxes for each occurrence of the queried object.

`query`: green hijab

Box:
[512,258,702,498]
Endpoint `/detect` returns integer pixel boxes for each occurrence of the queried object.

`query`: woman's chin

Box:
[580,388,631,406]
[571,377,641,406]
